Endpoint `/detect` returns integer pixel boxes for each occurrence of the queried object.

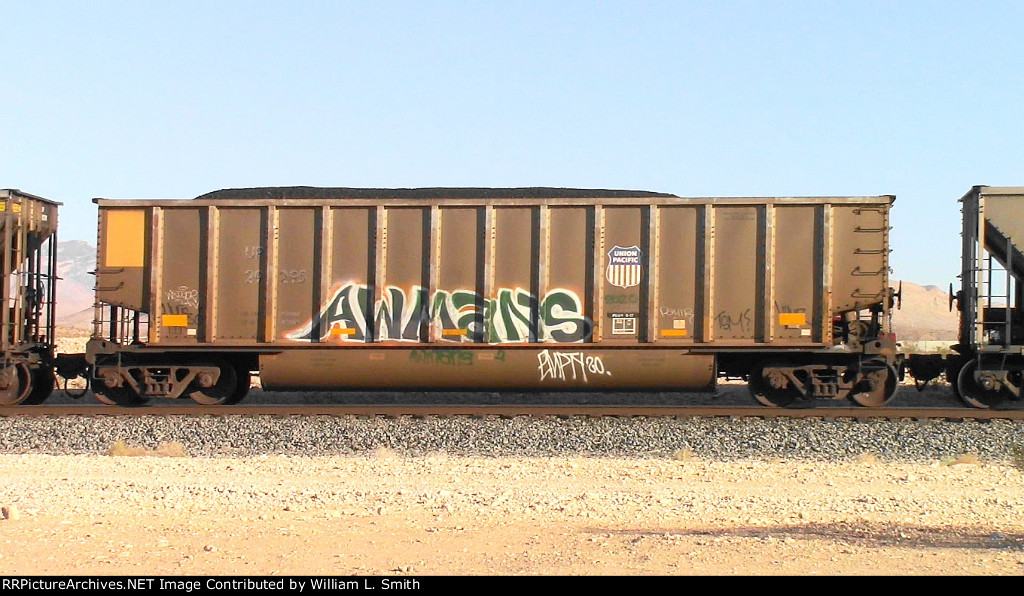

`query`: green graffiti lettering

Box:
[285,284,593,344]
[376,285,430,340]
[409,349,475,366]
[450,290,484,341]
[494,288,534,343]
[287,284,365,341]
[543,290,591,342]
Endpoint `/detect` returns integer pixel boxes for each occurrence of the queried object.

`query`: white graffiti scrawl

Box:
[536,350,612,383]
[165,286,199,309]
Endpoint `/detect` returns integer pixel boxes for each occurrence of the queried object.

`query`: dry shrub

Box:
[672,448,695,462]
[1012,445,1024,473]
[855,452,879,464]
[941,453,982,466]
[107,440,188,457]
[371,446,397,459]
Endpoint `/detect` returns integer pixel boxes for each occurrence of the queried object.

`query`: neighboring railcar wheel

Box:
[947,361,964,402]
[957,360,1011,409]
[21,367,55,405]
[189,363,238,405]
[0,363,32,405]
[229,365,252,405]
[849,364,898,407]
[748,363,801,407]
[92,375,147,407]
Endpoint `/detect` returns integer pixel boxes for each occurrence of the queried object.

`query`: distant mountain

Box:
[55,240,95,328]
[890,280,959,341]
[56,239,96,287]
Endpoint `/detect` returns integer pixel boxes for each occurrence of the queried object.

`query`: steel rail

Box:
[1,404,1022,420]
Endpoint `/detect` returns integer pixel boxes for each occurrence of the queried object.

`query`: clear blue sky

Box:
[2,1,1022,286]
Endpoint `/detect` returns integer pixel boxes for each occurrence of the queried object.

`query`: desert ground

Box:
[0,451,1022,576]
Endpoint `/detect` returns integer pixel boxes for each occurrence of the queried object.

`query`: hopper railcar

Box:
[82,187,899,407]
[0,190,61,405]
[904,186,1024,409]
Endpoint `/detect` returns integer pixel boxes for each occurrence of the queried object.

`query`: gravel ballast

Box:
[6,382,1020,462]
[0,413,1021,462]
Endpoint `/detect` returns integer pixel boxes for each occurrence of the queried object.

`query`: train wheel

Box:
[849,364,898,407]
[21,367,55,405]
[956,361,1010,409]
[748,363,800,407]
[0,363,31,405]
[946,362,964,402]
[93,374,147,407]
[189,363,238,405]
[228,365,251,405]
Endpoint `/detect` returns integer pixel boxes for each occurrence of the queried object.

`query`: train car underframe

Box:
[85,346,898,408]
[88,345,255,406]
[84,306,898,408]
[719,316,898,408]
[939,351,1024,410]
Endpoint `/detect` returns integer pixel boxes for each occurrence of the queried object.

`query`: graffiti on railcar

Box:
[715,309,752,333]
[536,349,612,382]
[164,286,199,311]
[408,349,475,366]
[285,283,593,343]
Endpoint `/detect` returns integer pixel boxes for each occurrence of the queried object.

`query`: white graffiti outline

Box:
[165,286,199,309]
[536,350,612,383]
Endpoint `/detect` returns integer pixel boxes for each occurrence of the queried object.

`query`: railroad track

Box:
[2,404,1023,420]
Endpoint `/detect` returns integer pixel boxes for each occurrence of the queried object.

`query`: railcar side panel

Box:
[601,206,642,342]
[96,208,146,312]
[275,208,315,341]
[831,204,890,313]
[491,206,536,342]
[216,207,261,341]
[547,206,591,342]
[438,206,483,342]
[713,206,758,342]
[329,207,374,342]
[773,205,817,342]
[95,192,895,352]
[160,208,201,344]
[653,205,698,344]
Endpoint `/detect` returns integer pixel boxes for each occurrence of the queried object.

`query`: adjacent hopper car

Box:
[0,184,1020,408]
[904,186,1024,409]
[0,190,59,405]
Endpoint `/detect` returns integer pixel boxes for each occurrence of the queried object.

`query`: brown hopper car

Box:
[84,187,898,407]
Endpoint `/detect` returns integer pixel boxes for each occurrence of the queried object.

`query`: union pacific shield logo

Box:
[606,245,643,288]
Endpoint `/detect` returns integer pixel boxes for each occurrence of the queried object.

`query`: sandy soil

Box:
[0,453,1022,576]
